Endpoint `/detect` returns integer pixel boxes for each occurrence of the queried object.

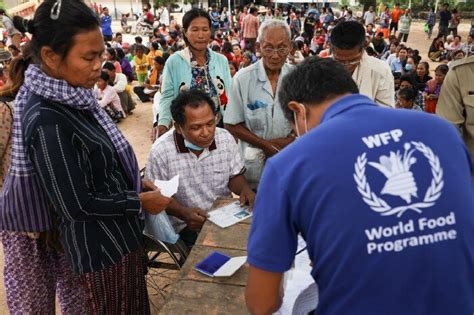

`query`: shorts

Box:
[389,22,398,32]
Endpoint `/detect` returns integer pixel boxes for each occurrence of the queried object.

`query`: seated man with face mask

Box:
[146,90,255,247]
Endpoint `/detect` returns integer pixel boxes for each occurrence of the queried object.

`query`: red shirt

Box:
[391,8,403,23]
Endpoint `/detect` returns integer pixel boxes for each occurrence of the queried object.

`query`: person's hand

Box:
[262,141,281,158]
[239,187,256,211]
[158,125,169,137]
[183,208,208,232]
[142,178,157,192]
[140,190,172,214]
[269,137,294,150]
[150,125,160,143]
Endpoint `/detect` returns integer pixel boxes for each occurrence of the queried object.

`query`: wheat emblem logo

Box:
[354,142,444,217]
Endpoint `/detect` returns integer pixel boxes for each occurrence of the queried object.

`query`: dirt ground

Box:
[0,21,470,314]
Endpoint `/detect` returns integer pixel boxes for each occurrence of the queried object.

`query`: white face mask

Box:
[293,103,308,137]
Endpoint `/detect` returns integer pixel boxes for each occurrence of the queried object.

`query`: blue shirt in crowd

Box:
[247,94,474,315]
[101,15,113,36]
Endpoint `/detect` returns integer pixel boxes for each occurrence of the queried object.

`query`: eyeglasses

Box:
[261,47,290,57]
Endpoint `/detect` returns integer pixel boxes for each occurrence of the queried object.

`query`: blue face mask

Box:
[180,127,205,151]
[184,138,205,151]
[405,63,413,72]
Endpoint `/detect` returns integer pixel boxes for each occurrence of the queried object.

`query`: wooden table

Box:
[159,198,252,315]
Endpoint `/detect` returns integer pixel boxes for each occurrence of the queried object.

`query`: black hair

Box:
[8,45,20,52]
[249,7,258,14]
[435,64,449,75]
[182,8,211,31]
[221,41,232,53]
[99,70,110,82]
[211,44,220,52]
[452,8,457,13]
[106,47,118,61]
[392,71,402,80]
[171,89,216,126]
[102,61,115,71]
[12,0,99,62]
[134,36,143,43]
[151,42,159,50]
[135,45,145,52]
[116,47,125,59]
[419,61,429,72]
[154,56,165,64]
[115,32,122,37]
[400,74,415,86]
[160,38,168,46]
[278,57,358,121]
[162,52,170,61]
[398,87,416,102]
[330,21,366,50]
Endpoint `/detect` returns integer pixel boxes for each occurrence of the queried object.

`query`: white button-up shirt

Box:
[224,60,292,188]
[145,128,245,232]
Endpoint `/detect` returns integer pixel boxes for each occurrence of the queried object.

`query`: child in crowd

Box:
[424,64,449,113]
[396,87,422,111]
[134,45,149,85]
[95,71,125,122]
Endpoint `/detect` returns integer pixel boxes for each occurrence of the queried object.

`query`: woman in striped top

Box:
[4,0,172,313]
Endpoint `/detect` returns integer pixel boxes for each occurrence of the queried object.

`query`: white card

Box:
[208,201,252,228]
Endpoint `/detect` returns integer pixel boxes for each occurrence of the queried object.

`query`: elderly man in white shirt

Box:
[146,89,255,247]
[224,19,295,189]
[331,21,394,108]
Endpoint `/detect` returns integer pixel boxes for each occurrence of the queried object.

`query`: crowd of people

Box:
[0,0,473,314]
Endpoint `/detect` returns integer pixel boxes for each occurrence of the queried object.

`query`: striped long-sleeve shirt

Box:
[23,95,143,274]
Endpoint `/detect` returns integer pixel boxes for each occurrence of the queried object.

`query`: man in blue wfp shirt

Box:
[246,57,474,315]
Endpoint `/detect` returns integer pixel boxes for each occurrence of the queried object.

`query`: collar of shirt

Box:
[320,94,376,124]
[173,129,217,154]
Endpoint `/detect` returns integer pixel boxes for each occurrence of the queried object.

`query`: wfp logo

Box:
[354,142,444,217]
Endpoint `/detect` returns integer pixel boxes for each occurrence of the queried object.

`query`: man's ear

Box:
[40,46,61,76]
[255,42,261,54]
[288,101,303,115]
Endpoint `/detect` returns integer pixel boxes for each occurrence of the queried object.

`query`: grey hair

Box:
[257,19,291,43]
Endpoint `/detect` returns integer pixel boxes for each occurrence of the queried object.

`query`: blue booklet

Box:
[194,251,247,277]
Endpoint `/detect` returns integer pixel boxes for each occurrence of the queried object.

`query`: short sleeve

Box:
[223,75,246,125]
[145,141,169,181]
[226,132,245,177]
[247,161,298,272]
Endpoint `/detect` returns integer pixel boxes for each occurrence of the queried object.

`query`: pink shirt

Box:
[94,85,125,116]
[243,14,259,39]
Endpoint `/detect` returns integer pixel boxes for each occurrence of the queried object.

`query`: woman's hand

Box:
[142,178,156,192]
[140,189,172,214]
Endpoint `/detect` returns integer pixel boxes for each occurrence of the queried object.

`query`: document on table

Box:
[154,175,179,197]
[208,201,252,228]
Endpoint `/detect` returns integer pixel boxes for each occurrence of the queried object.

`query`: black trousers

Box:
[133,86,151,103]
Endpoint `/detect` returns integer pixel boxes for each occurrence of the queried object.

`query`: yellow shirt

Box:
[134,55,149,75]
[147,50,163,66]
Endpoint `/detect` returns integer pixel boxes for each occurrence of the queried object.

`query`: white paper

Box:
[154,175,179,197]
[214,256,247,277]
[208,201,252,228]
[275,236,317,315]
[291,283,319,315]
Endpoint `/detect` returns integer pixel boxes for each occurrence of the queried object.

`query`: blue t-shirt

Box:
[247,94,474,315]
[101,15,113,36]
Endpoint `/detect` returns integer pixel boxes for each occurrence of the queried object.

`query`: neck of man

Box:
[265,67,281,79]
